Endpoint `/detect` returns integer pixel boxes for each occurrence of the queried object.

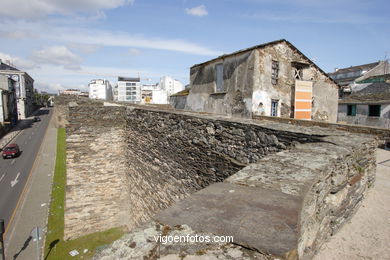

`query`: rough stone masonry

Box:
[59,97,377,259]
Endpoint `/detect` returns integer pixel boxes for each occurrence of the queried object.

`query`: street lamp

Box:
[0,219,5,260]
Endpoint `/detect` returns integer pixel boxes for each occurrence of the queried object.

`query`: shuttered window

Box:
[215,63,224,92]
[347,105,356,116]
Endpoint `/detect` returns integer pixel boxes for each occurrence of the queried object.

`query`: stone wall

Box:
[94,122,377,259]
[253,114,390,140]
[226,137,376,258]
[123,108,328,230]
[169,94,187,109]
[64,105,129,239]
[60,98,377,259]
[63,102,327,239]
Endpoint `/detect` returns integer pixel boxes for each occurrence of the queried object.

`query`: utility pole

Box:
[0,219,5,260]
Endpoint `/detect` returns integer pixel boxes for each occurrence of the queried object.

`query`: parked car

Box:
[34,116,41,122]
[2,143,21,159]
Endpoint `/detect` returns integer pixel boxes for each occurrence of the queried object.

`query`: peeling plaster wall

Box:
[338,103,390,128]
[186,51,256,117]
[253,43,301,118]
[253,42,338,122]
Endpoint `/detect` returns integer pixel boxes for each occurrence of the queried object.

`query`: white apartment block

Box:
[88,79,113,100]
[117,77,141,103]
[159,76,185,97]
[152,89,169,104]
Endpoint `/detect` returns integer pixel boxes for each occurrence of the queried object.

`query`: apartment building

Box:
[88,79,113,100]
[159,76,185,97]
[117,77,141,103]
[0,60,34,120]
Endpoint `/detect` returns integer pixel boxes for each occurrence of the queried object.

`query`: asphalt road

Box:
[0,107,52,237]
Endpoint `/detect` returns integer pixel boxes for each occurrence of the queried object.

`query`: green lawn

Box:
[44,128,124,259]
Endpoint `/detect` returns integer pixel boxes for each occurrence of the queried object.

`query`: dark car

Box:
[34,116,41,122]
[2,143,21,159]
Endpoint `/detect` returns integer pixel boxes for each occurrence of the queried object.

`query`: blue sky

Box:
[0,0,389,93]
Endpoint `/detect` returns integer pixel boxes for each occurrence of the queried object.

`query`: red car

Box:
[2,143,21,159]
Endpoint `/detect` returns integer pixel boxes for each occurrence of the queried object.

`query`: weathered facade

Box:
[339,102,390,128]
[185,39,339,122]
[338,84,390,129]
[0,60,35,120]
[0,75,18,125]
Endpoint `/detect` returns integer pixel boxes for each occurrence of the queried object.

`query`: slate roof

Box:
[328,62,380,77]
[0,62,20,71]
[118,77,140,82]
[339,82,390,104]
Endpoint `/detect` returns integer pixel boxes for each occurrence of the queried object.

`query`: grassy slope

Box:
[44,128,124,259]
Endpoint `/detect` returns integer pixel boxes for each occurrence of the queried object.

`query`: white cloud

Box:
[127,48,141,55]
[245,11,387,24]
[31,46,82,70]
[0,0,134,20]
[0,52,38,70]
[185,5,208,17]
[0,20,220,56]
[68,43,100,54]
[0,30,34,39]
[53,28,219,56]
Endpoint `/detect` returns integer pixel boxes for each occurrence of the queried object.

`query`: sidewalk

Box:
[0,119,33,150]
[4,112,57,259]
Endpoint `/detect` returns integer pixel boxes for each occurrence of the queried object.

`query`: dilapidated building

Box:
[338,82,390,128]
[184,39,339,122]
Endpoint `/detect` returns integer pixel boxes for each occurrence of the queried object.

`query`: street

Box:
[0,108,52,237]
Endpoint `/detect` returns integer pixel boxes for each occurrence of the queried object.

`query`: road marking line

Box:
[11,159,16,165]
[0,173,5,183]
[11,172,20,187]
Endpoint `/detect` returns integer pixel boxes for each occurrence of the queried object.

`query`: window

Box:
[347,104,356,116]
[368,105,381,117]
[271,60,279,85]
[271,99,278,116]
[215,63,224,92]
[293,67,303,80]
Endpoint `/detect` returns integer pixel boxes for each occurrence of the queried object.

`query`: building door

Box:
[271,100,278,116]
[294,80,313,120]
